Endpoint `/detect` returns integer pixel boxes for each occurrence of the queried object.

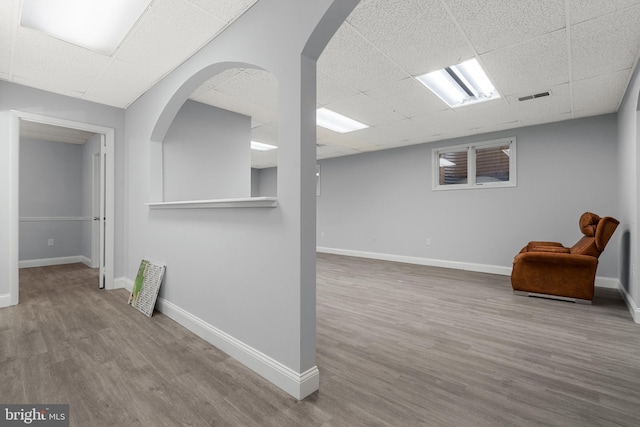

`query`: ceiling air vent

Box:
[518,91,551,102]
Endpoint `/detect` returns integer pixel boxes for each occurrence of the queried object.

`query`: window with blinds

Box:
[433,137,516,190]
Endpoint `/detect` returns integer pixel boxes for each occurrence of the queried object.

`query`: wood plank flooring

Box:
[1,255,639,426]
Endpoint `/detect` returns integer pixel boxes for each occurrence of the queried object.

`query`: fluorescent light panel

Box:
[316,108,369,133]
[416,59,499,108]
[20,0,152,55]
[251,141,277,151]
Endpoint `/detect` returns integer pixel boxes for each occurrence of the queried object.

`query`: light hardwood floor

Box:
[2,254,639,426]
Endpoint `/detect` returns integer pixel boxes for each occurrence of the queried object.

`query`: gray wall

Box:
[251,168,260,197]
[19,134,102,264]
[19,137,84,261]
[253,167,277,197]
[617,64,640,309]
[123,0,356,396]
[163,100,251,201]
[20,138,84,217]
[317,114,620,279]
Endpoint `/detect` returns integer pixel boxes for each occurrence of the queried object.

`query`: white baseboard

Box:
[317,247,622,291]
[317,247,513,276]
[114,277,133,291]
[618,285,640,324]
[19,255,92,269]
[114,277,318,400]
[595,277,620,289]
[0,293,11,308]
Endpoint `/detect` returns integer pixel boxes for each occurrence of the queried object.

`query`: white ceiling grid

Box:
[4,0,640,167]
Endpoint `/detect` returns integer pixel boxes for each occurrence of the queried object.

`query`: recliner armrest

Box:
[514,251,597,267]
[525,241,563,252]
[511,252,599,300]
[530,246,571,254]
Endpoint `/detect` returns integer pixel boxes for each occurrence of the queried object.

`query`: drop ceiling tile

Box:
[11,75,86,99]
[377,110,466,142]
[12,27,110,95]
[20,121,95,144]
[569,0,640,24]
[191,68,244,99]
[375,117,430,141]
[251,122,278,147]
[214,69,278,110]
[316,126,372,150]
[347,0,473,75]
[317,23,407,92]
[466,120,522,136]
[365,77,450,118]
[519,112,573,127]
[0,0,18,75]
[374,139,423,150]
[347,0,426,32]
[453,98,518,130]
[324,133,373,151]
[84,59,166,108]
[116,0,225,72]
[345,126,400,146]
[506,83,572,126]
[317,144,361,160]
[444,0,566,53]
[572,69,631,114]
[481,29,568,97]
[323,92,404,127]
[251,149,278,169]
[572,5,640,80]
[317,71,360,106]
[409,109,470,137]
[414,104,520,138]
[194,89,277,125]
[187,0,258,21]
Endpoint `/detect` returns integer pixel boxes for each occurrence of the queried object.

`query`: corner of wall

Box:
[0,293,11,308]
[619,285,640,324]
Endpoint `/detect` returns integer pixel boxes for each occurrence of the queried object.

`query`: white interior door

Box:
[91,153,100,269]
[98,135,107,289]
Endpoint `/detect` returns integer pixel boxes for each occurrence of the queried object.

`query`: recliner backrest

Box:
[570,212,619,257]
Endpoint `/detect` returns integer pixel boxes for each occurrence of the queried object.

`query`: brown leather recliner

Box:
[511,212,619,303]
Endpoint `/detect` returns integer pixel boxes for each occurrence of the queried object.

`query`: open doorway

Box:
[9,111,115,305]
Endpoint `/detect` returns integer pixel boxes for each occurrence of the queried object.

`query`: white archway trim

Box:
[9,110,116,306]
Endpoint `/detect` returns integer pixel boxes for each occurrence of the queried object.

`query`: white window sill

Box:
[146,197,277,209]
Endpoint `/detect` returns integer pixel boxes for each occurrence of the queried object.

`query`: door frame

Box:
[9,110,116,305]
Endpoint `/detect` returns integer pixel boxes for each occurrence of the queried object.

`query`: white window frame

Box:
[432,137,516,190]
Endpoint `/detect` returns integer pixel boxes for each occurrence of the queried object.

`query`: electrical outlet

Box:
[426,238,431,246]
[320,231,325,238]
[48,239,54,246]
[372,236,377,243]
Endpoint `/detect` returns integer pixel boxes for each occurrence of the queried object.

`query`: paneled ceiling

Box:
[3,0,640,167]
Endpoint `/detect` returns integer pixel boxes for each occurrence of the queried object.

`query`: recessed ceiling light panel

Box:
[251,141,277,151]
[316,108,369,133]
[416,59,500,108]
[20,0,152,55]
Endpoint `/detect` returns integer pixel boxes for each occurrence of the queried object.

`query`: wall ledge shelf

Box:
[146,197,278,209]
